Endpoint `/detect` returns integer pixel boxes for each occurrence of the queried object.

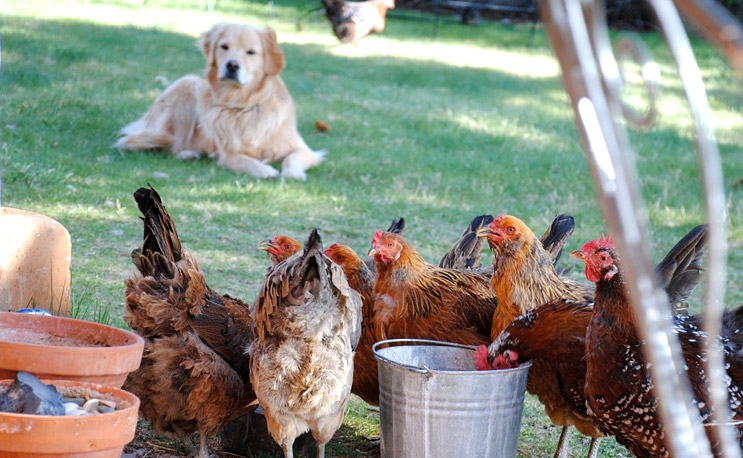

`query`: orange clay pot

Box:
[0,313,144,388]
[0,379,140,457]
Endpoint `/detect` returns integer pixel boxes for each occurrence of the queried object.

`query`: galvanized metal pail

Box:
[372,339,530,458]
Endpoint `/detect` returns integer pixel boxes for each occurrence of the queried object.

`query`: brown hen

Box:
[324,243,379,406]
[320,0,394,43]
[325,214,486,405]
[250,229,362,458]
[476,213,592,458]
[124,186,256,458]
[368,230,497,346]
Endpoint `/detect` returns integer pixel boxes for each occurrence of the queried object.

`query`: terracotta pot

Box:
[0,379,140,457]
[0,313,144,388]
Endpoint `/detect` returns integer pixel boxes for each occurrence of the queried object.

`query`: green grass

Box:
[2,0,742,456]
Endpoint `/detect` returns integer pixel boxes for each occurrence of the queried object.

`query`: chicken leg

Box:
[553,426,569,458]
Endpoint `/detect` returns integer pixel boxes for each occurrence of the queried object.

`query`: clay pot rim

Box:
[0,313,145,381]
[0,312,144,350]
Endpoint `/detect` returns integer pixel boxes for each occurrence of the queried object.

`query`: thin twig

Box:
[221,451,249,458]
[143,441,181,454]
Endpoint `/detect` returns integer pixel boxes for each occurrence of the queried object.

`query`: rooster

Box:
[573,233,743,457]
[320,0,395,43]
[477,224,710,458]
[250,229,362,458]
[123,186,256,458]
[259,234,302,265]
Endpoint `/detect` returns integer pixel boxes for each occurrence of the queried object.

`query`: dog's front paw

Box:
[252,163,280,179]
[176,150,201,160]
[280,167,307,181]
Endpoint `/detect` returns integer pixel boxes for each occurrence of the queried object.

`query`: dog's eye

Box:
[247,50,256,55]
[220,44,229,50]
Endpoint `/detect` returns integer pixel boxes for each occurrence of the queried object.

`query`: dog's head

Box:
[200,23,285,91]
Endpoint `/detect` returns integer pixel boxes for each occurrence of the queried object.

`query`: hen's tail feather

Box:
[387,217,406,235]
[540,214,575,269]
[439,214,494,270]
[133,186,183,265]
[655,224,707,314]
[301,228,325,282]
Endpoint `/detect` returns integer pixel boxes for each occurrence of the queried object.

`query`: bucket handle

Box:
[372,339,477,374]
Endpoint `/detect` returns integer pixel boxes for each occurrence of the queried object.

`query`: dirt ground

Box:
[122,418,381,458]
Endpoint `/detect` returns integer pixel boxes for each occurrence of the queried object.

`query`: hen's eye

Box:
[600,255,607,262]
[387,242,393,247]
[220,44,229,50]
[247,50,256,55]
[284,244,292,250]
[506,227,515,234]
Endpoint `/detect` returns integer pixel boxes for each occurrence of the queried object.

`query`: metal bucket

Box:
[372,339,530,458]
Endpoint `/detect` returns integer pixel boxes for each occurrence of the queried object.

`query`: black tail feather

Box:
[439,214,494,270]
[656,224,707,313]
[540,214,575,268]
[133,186,182,263]
[387,217,406,235]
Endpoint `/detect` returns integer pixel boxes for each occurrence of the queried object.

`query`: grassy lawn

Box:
[2,0,742,456]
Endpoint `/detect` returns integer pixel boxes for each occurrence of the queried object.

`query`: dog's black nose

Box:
[226,60,240,74]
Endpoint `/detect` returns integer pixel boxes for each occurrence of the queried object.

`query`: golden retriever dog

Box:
[115,23,323,180]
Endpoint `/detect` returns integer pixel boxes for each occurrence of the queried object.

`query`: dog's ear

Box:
[199,23,225,63]
[262,27,285,76]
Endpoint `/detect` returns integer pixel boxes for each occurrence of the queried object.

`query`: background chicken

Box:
[320,0,395,43]
[250,229,362,458]
[574,234,743,457]
[478,214,592,341]
[325,214,489,405]
[324,243,379,405]
[259,234,302,265]
[478,224,709,458]
[368,230,498,345]
[124,186,256,458]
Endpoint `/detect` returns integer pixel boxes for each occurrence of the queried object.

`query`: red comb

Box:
[473,345,491,371]
[372,230,385,247]
[494,214,508,225]
[582,234,614,253]
[327,243,339,251]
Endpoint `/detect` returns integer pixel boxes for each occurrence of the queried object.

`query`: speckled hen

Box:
[573,235,743,457]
